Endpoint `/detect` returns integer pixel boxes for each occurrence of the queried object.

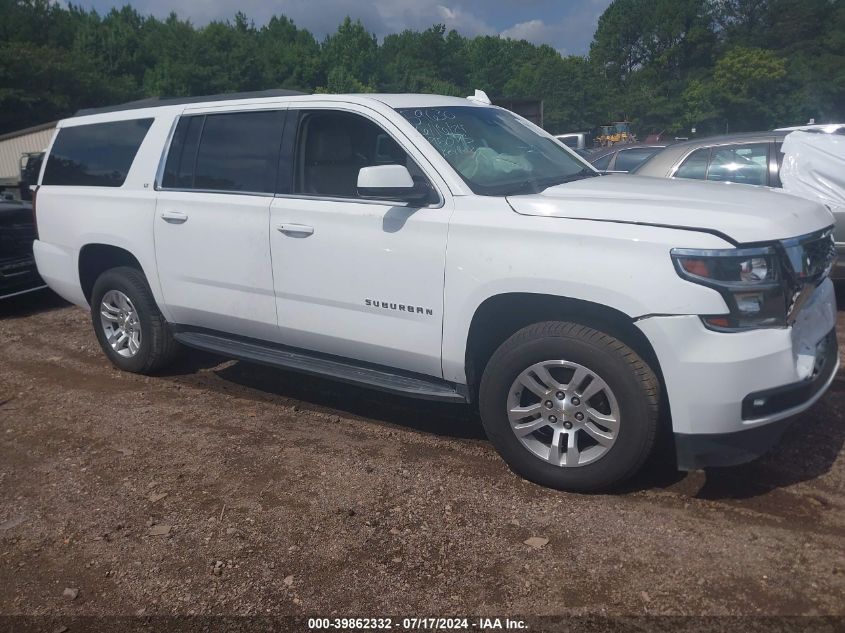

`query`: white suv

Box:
[33,92,838,491]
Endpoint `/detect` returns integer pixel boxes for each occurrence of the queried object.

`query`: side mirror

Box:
[357,165,430,204]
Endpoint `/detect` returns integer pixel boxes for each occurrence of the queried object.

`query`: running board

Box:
[173,330,469,404]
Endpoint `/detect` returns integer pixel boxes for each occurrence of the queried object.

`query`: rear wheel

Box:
[90,266,179,374]
[479,321,659,491]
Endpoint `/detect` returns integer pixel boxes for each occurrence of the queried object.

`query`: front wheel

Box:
[479,321,660,492]
[90,266,179,374]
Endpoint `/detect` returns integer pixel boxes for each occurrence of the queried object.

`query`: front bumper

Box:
[674,328,838,469]
[637,277,838,469]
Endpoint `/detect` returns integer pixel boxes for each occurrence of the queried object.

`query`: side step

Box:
[173,330,470,404]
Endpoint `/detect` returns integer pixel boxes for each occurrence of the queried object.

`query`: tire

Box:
[90,266,180,374]
[479,321,659,492]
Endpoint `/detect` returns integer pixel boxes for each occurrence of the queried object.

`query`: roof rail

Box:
[74,88,308,117]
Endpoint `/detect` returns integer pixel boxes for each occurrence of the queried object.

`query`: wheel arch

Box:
[463,292,664,398]
[78,243,149,304]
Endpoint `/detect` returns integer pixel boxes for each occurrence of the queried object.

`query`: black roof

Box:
[0,121,57,143]
[74,88,307,117]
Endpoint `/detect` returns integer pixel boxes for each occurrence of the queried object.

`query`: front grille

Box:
[781,228,837,320]
[0,223,36,260]
[782,228,836,281]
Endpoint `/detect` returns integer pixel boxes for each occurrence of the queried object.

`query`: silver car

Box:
[633,131,845,279]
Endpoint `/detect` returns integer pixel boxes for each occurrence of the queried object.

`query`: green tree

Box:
[257,16,321,91]
[713,46,786,128]
[590,0,717,134]
[319,17,378,91]
[140,12,201,97]
[1,0,844,138]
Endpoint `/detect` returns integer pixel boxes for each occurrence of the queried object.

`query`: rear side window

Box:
[614,147,660,172]
[162,110,284,194]
[675,147,709,180]
[591,153,613,170]
[42,119,153,187]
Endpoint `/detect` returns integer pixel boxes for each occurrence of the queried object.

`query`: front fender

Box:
[441,204,732,384]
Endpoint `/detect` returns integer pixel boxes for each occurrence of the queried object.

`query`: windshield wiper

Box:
[503,169,598,196]
[549,168,600,185]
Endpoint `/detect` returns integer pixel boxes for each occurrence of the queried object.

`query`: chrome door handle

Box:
[160,210,188,224]
[276,223,314,237]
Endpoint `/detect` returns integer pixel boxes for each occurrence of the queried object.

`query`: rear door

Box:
[154,105,286,341]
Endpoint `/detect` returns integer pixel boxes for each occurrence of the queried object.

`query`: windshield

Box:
[396,106,596,196]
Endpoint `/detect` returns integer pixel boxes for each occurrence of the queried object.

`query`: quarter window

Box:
[43,119,153,187]
[162,110,284,194]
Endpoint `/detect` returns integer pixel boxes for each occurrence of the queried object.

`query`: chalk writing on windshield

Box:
[400,108,476,157]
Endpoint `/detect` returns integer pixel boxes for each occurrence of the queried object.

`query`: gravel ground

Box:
[1,290,844,621]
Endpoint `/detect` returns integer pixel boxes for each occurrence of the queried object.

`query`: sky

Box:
[75,0,615,55]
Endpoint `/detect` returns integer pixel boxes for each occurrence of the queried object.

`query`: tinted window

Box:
[194,111,284,193]
[43,119,153,187]
[292,110,434,201]
[707,143,768,186]
[614,147,661,172]
[163,111,284,193]
[162,116,203,189]
[591,153,613,170]
[675,148,709,180]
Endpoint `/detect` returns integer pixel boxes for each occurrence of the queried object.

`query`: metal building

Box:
[0,121,56,199]
[493,99,544,127]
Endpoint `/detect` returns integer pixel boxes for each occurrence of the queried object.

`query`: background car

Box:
[631,130,845,279]
[631,131,787,186]
[1,199,46,300]
[775,123,845,134]
[587,144,667,173]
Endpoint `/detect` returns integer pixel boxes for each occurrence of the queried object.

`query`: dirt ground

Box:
[1,290,844,622]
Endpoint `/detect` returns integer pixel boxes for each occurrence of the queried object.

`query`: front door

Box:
[154,107,286,341]
[269,105,451,377]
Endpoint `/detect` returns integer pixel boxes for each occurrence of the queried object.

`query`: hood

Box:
[506,174,834,244]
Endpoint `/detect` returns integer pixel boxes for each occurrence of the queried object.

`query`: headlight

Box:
[671,246,787,330]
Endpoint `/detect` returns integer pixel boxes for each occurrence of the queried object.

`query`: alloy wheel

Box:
[507,360,620,467]
[99,290,142,358]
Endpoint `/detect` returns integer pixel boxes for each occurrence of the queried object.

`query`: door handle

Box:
[276,223,314,237]
[160,210,188,224]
